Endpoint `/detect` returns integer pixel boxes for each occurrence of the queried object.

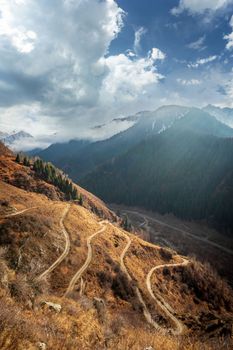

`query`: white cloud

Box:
[171,0,232,15]
[0,0,166,145]
[177,78,202,85]
[150,48,166,61]
[100,53,164,104]
[187,36,206,50]
[134,27,147,54]
[0,0,37,53]
[224,15,233,49]
[188,55,217,68]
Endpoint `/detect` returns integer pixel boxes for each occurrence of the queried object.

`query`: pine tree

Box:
[79,194,83,206]
[15,154,20,163]
[23,156,29,166]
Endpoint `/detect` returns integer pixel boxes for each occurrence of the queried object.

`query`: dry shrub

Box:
[107,328,232,350]
[112,271,135,301]
[0,298,39,349]
[177,259,233,312]
[0,214,53,243]
[9,273,34,304]
[159,247,173,261]
[0,200,9,207]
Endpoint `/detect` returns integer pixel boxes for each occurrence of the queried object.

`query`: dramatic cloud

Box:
[0,0,165,143]
[224,15,233,49]
[171,0,232,15]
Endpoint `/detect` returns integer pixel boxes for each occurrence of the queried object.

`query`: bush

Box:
[180,259,233,312]
[0,214,53,245]
[9,274,34,304]
[159,248,173,261]
[112,271,135,301]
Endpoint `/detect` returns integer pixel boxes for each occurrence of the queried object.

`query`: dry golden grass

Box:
[0,151,232,349]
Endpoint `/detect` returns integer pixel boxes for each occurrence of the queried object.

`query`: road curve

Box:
[36,204,71,281]
[146,257,189,335]
[124,209,233,256]
[64,220,107,297]
[118,227,161,331]
[2,207,37,218]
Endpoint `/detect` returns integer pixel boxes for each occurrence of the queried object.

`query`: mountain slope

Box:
[37,106,233,182]
[37,105,190,180]
[0,143,232,349]
[81,114,233,234]
[203,105,233,129]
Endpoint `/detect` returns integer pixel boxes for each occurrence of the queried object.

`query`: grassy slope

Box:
[0,149,232,349]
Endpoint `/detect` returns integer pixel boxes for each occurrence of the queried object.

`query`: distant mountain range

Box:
[36,105,233,181]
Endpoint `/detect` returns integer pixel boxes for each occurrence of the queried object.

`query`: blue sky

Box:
[0,0,233,147]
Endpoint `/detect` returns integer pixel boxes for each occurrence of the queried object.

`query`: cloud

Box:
[150,48,166,61]
[100,53,164,104]
[188,55,217,68]
[187,36,206,50]
[171,0,232,15]
[0,0,166,146]
[224,15,233,49]
[177,78,202,85]
[134,27,147,54]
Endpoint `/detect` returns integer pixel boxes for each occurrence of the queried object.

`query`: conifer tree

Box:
[15,154,20,163]
[79,194,83,206]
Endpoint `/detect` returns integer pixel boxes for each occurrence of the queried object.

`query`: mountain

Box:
[1,130,33,149]
[37,106,233,182]
[0,142,232,349]
[81,111,233,234]
[0,131,8,139]
[203,105,233,129]
[37,105,190,180]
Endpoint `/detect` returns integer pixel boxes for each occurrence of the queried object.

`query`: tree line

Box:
[15,154,83,204]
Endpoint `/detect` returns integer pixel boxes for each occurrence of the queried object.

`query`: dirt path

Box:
[146,257,189,335]
[36,204,71,281]
[118,227,161,331]
[124,209,233,256]
[64,220,107,297]
[3,207,37,218]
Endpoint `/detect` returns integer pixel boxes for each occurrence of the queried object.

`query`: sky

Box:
[0,0,233,148]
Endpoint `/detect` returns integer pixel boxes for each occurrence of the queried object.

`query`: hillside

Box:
[0,144,232,349]
[81,113,233,234]
[0,143,116,221]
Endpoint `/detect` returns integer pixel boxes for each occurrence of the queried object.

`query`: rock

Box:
[93,297,105,307]
[144,347,154,350]
[41,301,62,313]
[37,342,47,350]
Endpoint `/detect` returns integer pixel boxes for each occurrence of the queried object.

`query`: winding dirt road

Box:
[64,220,107,297]
[124,209,233,256]
[36,204,71,281]
[116,222,189,334]
[118,228,161,330]
[3,207,37,218]
[146,257,189,335]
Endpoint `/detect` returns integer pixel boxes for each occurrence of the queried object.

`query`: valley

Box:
[111,205,233,286]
